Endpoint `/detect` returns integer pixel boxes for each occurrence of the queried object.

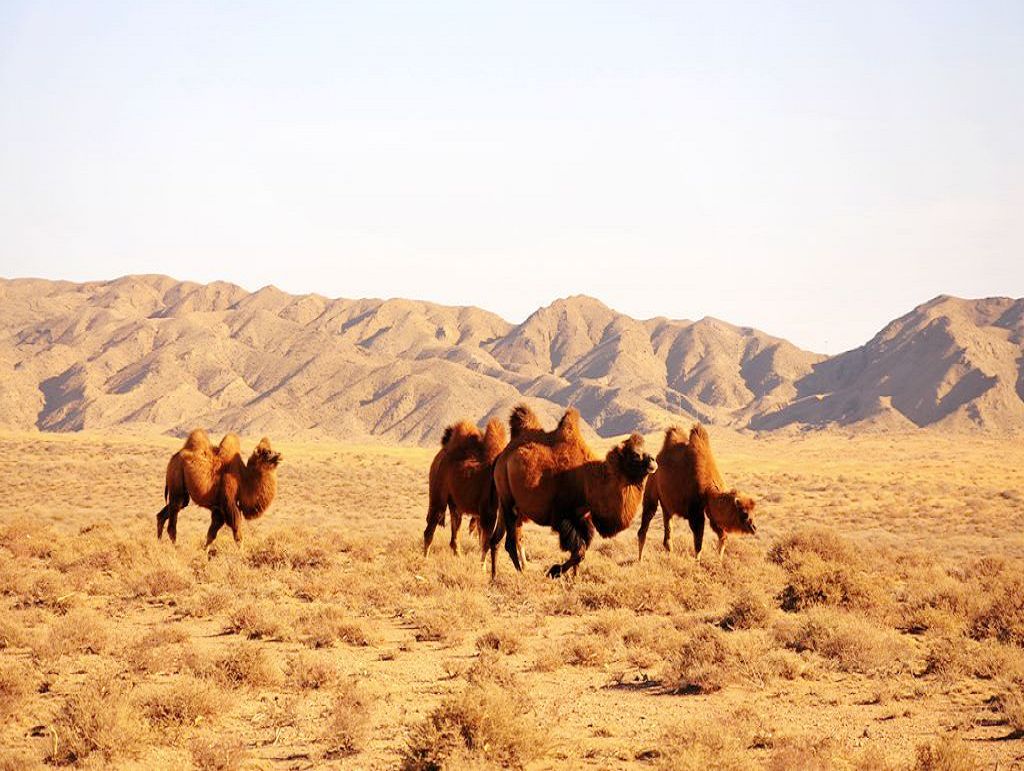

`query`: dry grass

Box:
[773,609,912,674]
[140,676,230,738]
[1,430,1023,768]
[0,660,38,718]
[46,669,150,765]
[319,679,374,759]
[211,642,284,688]
[401,682,545,770]
[289,650,338,689]
[913,736,977,770]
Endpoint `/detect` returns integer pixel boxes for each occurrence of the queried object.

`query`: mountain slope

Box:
[752,295,1024,432]
[1,276,1021,442]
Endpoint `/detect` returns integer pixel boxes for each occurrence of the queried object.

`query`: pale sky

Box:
[1,1,1022,353]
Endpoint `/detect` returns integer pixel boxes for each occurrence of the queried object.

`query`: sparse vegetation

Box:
[1,431,1022,767]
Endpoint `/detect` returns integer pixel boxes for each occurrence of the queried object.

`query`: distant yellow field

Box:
[1,429,1022,769]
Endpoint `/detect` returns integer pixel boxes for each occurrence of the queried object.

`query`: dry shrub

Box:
[475,626,523,655]
[319,680,374,758]
[414,594,490,644]
[0,519,54,560]
[0,749,39,771]
[913,736,976,770]
[0,616,30,650]
[922,634,1021,681]
[179,586,235,618]
[774,609,910,675]
[296,605,373,648]
[769,529,889,615]
[0,660,39,717]
[122,550,194,598]
[190,733,249,771]
[140,675,230,728]
[245,530,336,571]
[401,683,544,770]
[531,648,564,673]
[993,688,1024,736]
[123,625,192,674]
[289,651,338,690]
[970,575,1024,647]
[663,625,737,693]
[213,642,283,688]
[655,722,755,770]
[226,600,289,640]
[563,633,613,667]
[576,558,726,615]
[465,649,516,687]
[721,590,773,631]
[14,569,77,612]
[46,669,149,765]
[33,607,109,661]
[767,736,841,771]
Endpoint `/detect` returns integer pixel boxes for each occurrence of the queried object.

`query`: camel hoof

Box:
[547,564,564,579]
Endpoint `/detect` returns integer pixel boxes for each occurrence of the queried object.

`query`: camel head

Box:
[710,489,757,535]
[609,433,657,484]
[249,437,282,470]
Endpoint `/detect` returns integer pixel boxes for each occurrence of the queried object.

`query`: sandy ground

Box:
[0,428,1023,769]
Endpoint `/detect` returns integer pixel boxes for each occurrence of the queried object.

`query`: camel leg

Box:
[548,545,586,579]
[516,523,527,567]
[205,508,225,548]
[224,499,244,544]
[687,503,706,562]
[167,507,180,544]
[717,533,729,559]
[503,507,523,573]
[662,507,673,554]
[549,512,594,579]
[157,501,184,544]
[637,498,658,560]
[156,505,171,540]
[449,506,463,555]
[490,495,518,576]
[423,502,445,557]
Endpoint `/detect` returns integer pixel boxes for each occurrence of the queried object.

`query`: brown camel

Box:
[424,418,507,563]
[490,405,657,578]
[637,424,756,561]
[156,429,281,546]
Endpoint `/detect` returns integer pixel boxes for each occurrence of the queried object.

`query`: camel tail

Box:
[509,404,542,440]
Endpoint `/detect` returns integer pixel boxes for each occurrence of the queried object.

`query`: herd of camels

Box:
[155,404,757,579]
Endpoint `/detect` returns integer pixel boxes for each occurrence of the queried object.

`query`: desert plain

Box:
[0,427,1022,770]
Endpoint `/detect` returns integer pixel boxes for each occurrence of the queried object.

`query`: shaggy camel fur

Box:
[490,405,657,578]
[157,429,281,546]
[637,424,756,561]
[424,418,507,562]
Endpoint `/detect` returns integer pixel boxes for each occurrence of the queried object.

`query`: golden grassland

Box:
[0,428,1023,769]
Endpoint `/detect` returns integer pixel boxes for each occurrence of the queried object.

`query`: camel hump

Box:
[555,408,582,440]
[689,423,711,447]
[218,432,241,457]
[509,404,543,439]
[442,421,481,452]
[662,425,688,450]
[441,425,455,446]
[483,417,507,461]
[182,428,212,453]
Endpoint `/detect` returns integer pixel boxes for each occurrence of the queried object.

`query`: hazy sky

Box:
[1,1,1022,353]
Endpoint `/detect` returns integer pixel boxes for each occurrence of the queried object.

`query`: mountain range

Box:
[1,275,1022,443]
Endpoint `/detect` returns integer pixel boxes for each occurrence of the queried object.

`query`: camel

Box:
[637,424,756,561]
[423,418,507,564]
[156,429,281,546]
[490,405,657,578]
